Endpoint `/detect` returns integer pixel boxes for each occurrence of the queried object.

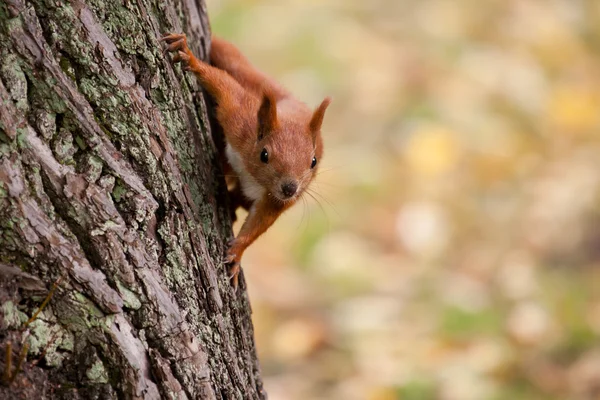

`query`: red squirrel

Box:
[161,33,331,289]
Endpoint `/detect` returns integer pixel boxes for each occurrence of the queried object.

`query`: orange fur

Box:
[162,33,331,289]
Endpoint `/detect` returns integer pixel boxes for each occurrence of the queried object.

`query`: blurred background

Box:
[208,1,600,399]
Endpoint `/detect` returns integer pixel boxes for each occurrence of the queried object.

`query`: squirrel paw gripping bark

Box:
[227,262,241,291]
[161,33,192,67]
[224,239,243,290]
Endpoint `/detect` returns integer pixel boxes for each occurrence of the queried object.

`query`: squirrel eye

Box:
[311,156,317,169]
[260,148,269,163]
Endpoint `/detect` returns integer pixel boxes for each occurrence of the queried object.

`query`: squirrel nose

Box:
[281,181,298,198]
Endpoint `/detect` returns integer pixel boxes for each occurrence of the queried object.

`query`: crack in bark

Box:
[0,81,20,141]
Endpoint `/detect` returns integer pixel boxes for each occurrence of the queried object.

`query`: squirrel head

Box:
[245,92,331,204]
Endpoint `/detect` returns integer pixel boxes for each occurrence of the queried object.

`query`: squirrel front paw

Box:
[161,33,192,68]
[225,240,243,290]
[227,262,241,291]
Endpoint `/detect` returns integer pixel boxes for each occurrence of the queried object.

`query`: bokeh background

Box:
[208,1,600,399]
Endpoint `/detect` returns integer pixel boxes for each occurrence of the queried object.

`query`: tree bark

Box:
[0,0,264,398]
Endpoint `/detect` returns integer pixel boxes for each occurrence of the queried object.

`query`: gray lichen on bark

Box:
[0,0,264,399]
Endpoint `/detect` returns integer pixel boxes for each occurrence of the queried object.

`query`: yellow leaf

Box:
[405,126,461,177]
[547,86,600,134]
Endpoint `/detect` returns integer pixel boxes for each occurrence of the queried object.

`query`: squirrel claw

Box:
[228,263,241,291]
[171,50,189,64]
[178,50,190,61]
[223,255,235,265]
[165,39,186,53]
[160,33,187,44]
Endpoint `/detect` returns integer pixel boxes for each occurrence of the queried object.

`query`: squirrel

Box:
[161,33,331,289]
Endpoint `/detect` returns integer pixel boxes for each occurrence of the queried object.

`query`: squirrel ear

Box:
[257,92,278,140]
[309,97,332,134]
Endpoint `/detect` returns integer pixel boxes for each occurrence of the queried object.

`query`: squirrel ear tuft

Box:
[257,92,278,140]
[309,97,331,134]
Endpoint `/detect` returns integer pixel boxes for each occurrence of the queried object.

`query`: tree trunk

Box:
[0,0,264,398]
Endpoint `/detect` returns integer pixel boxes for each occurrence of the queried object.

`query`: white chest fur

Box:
[225,144,266,202]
